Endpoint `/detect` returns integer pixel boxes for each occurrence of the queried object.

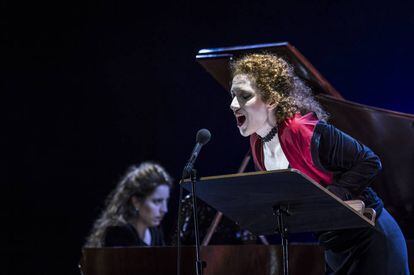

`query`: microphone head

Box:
[196,128,211,145]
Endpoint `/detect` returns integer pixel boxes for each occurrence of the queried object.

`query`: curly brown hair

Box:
[84,162,172,248]
[231,53,328,123]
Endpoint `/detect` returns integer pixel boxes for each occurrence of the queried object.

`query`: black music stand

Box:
[182,169,374,275]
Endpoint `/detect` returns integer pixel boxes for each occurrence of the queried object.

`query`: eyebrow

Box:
[152,196,169,200]
[230,87,243,95]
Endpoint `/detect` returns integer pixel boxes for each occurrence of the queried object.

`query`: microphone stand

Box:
[190,169,205,275]
[178,128,210,275]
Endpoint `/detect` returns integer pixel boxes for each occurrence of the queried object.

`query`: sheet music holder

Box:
[182,168,374,275]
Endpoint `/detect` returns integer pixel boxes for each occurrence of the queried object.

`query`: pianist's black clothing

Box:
[104,223,165,247]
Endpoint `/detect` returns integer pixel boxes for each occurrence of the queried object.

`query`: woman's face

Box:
[133,184,170,227]
[230,74,276,137]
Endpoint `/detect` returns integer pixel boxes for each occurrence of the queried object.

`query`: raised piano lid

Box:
[196,42,414,239]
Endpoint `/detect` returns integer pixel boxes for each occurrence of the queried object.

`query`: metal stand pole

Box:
[274,205,290,275]
[190,169,205,275]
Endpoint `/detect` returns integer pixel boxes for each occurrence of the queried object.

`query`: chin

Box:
[151,221,161,227]
[239,127,252,137]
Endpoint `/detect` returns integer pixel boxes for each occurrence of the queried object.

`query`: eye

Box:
[153,199,163,205]
[241,94,251,100]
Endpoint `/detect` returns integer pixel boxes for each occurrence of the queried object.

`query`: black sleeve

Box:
[312,121,382,200]
[103,226,138,247]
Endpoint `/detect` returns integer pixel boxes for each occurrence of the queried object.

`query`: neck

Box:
[257,109,277,137]
[132,218,148,240]
[257,124,275,138]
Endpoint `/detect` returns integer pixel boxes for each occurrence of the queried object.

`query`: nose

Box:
[230,96,240,112]
[160,201,168,214]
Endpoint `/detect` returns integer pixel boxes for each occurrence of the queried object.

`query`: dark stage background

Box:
[4,1,414,274]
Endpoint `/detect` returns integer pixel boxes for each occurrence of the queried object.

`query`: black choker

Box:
[260,127,278,143]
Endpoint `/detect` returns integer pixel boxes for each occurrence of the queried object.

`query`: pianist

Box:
[229,53,409,274]
[84,162,172,247]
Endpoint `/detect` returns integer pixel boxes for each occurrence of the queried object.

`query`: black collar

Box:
[260,127,278,143]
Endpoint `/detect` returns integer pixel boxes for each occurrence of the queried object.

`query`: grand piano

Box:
[81,43,414,275]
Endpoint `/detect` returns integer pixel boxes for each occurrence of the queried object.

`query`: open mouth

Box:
[236,115,246,127]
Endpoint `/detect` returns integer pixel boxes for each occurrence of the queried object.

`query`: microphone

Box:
[182,129,211,179]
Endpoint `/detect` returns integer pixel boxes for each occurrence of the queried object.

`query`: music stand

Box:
[182,169,374,275]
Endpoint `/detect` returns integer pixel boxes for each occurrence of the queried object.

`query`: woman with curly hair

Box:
[230,53,409,274]
[85,162,173,247]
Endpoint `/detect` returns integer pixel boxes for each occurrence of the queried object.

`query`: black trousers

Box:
[325,209,409,275]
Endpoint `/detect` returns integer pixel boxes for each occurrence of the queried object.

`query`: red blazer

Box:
[250,112,333,186]
[249,112,382,211]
